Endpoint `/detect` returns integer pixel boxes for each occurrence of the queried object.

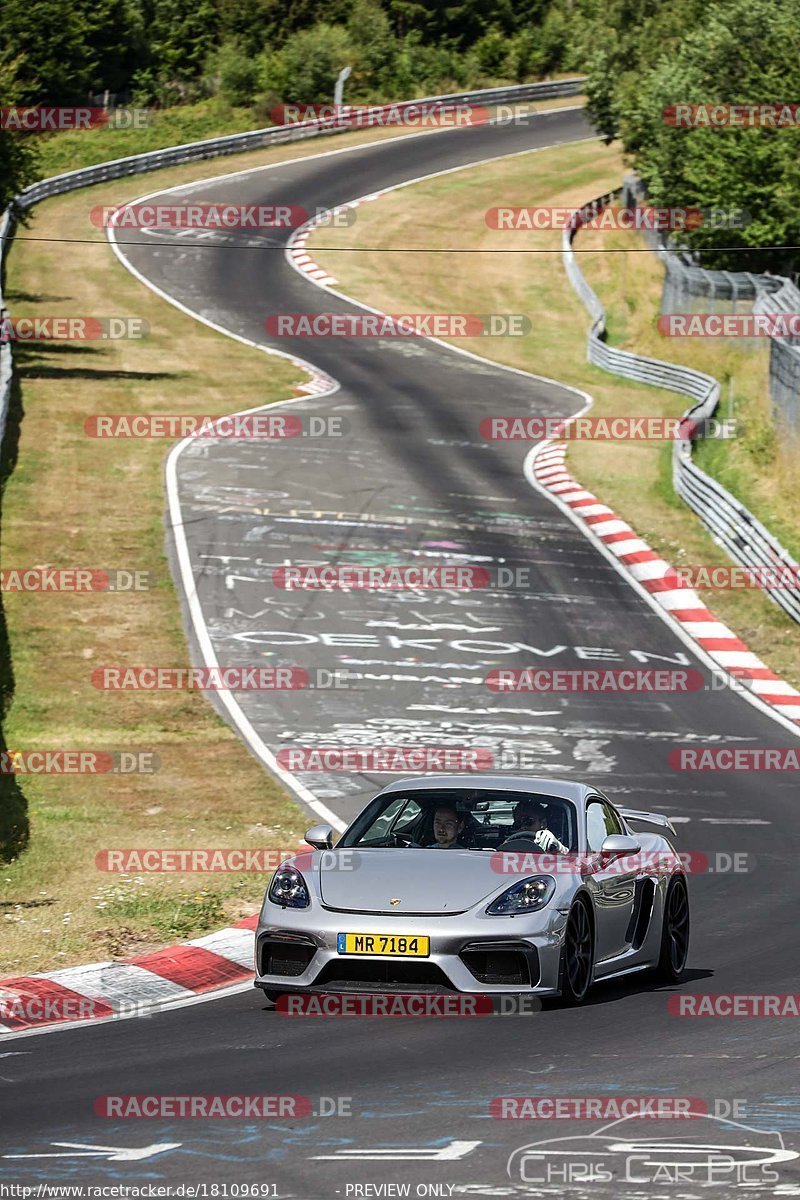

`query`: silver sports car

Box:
[255,775,690,1004]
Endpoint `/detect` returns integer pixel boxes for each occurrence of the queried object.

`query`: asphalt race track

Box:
[3,107,799,1198]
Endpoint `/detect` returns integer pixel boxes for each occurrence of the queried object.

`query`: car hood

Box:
[316,848,503,915]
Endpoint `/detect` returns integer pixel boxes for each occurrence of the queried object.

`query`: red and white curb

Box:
[0,914,260,1037]
[532,440,800,722]
[287,194,387,288]
[288,202,359,382]
[289,230,338,287]
[292,368,336,396]
[288,209,342,287]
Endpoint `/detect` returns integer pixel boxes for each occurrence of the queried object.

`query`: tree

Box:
[347,0,399,97]
[137,0,220,99]
[0,54,40,211]
[621,0,800,272]
[275,24,354,104]
[584,0,707,144]
[86,0,147,97]
[473,27,513,78]
[0,0,97,103]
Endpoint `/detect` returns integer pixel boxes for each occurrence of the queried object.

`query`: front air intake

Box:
[259,937,316,977]
[460,941,539,986]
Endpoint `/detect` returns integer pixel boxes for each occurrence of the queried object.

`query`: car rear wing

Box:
[618,807,676,836]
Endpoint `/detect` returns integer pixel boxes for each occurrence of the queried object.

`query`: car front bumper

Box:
[254,905,568,995]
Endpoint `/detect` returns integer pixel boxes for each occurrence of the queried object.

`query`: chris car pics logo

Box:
[507,1113,798,1187]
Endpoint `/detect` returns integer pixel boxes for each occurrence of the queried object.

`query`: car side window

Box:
[362,797,420,842]
[601,803,623,837]
[393,800,422,834]
[586,799,624,851]
[586,802,607,852]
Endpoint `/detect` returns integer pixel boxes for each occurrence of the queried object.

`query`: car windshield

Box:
[338,788,578,852]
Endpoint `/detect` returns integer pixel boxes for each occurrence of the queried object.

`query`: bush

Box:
[276,23,355,105]
[619,0,800,272]
[346,0,399,98]
[207,39,261,106]
[473,27,514,78]
[510,28,547,81]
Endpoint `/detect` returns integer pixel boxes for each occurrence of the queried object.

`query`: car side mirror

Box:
[600,834,640,859]
[305,823,335,850]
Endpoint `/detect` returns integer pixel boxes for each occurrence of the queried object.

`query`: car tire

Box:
[655,875,690,982]
[559,898,594,1005]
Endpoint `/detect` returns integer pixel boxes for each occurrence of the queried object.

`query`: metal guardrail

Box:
[753,277,800,430]
[10,79,586,210]
[0,77,586,441]
[656,244,800,431]
[0,209,12,444]
[563,192,800,625]
[658,250,783,315]
[624,172,800,430]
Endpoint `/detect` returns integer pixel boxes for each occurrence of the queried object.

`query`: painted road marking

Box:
[312,1140,481,1161]
[4,1142,182,1162]
[701,818,771,825]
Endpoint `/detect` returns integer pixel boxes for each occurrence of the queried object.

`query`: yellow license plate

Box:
[337,933,430,957]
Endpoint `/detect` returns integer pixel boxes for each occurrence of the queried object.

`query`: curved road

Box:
[3,108,799,1198]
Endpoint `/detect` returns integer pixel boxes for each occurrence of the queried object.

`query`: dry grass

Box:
[310,137,800,690]
[0,124,451,973]
[5,115,599,976]
[580,225,800,559]
[0,186,309,971]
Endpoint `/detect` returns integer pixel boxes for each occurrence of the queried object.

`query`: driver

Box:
[511,800,569,853]
[428,805,467,849]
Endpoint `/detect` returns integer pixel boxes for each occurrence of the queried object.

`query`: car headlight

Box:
[268,864,310,909]
[486,875,555,916]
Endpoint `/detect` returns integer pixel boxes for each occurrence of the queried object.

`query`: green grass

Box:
[27,93,587,181]
[694,426,800,562]
[98,882,228,940]
[30,99,269,179]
